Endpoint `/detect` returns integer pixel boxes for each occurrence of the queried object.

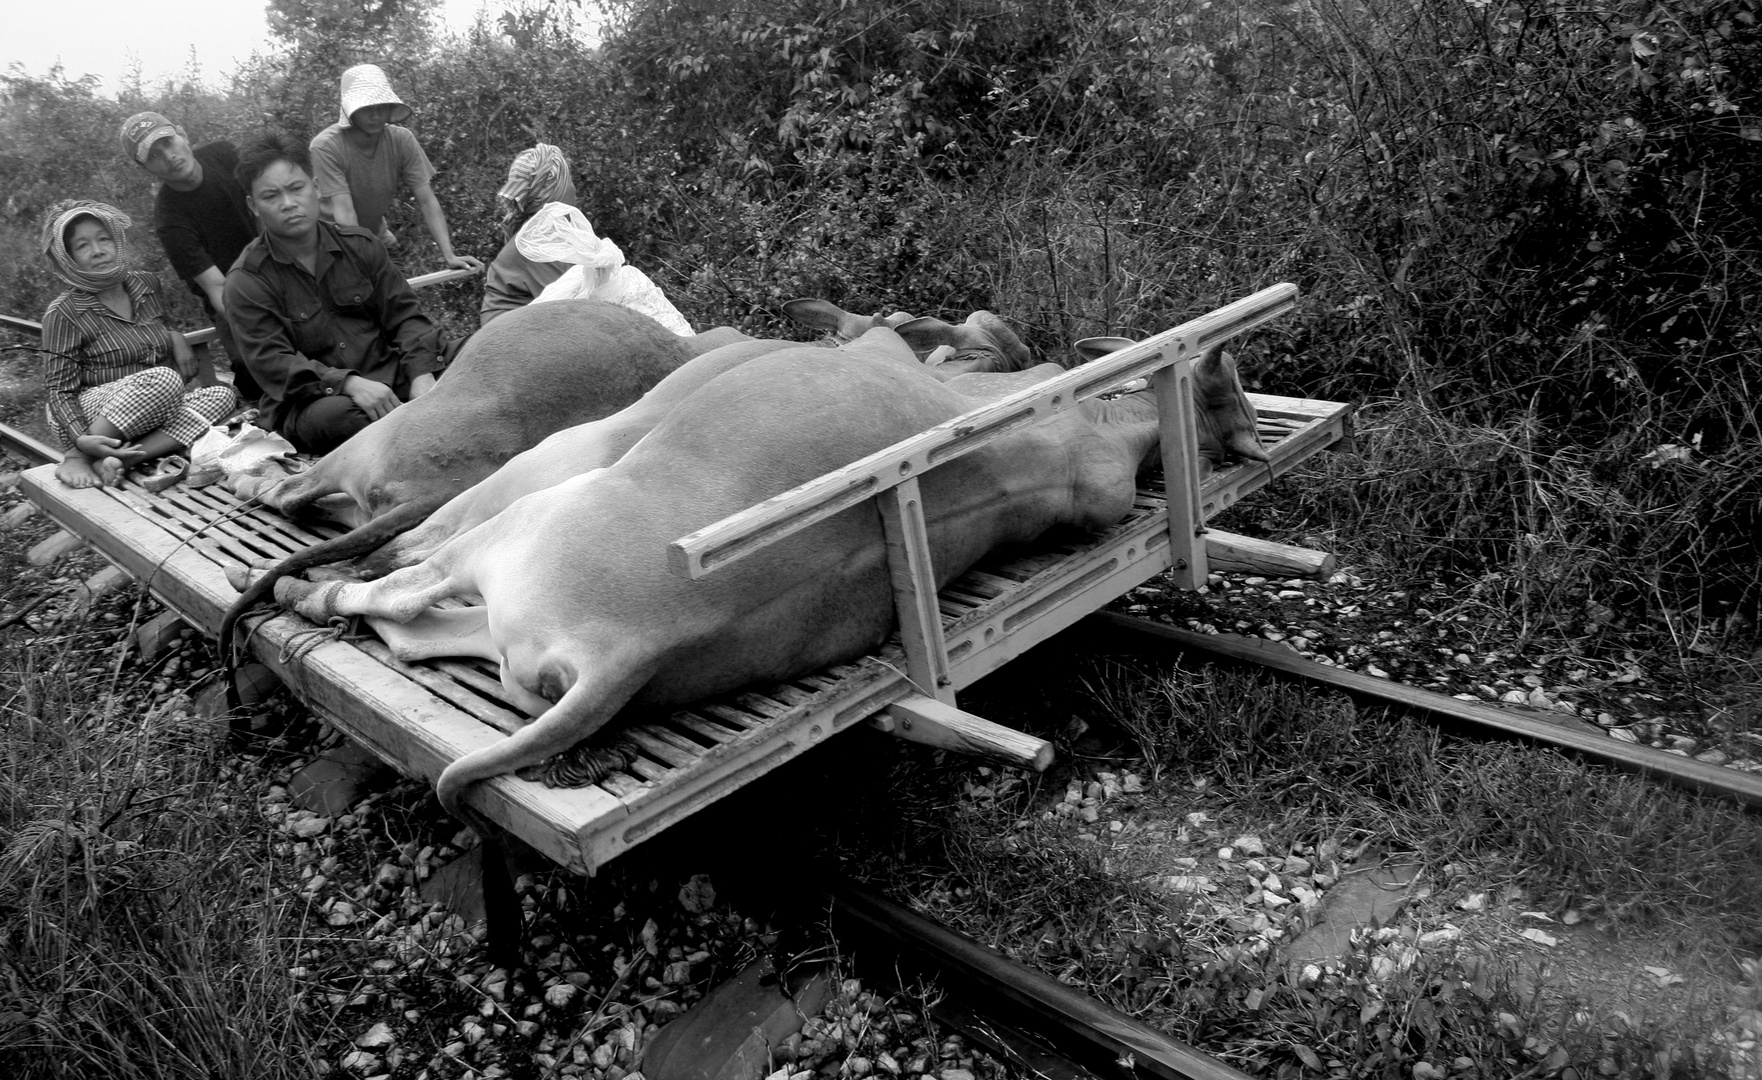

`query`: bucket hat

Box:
[338,64,414,127]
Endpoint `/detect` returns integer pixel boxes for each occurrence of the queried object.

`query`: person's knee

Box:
[140,366,185,397]
[288,397,372,455]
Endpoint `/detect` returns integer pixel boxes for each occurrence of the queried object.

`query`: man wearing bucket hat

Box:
[119,110,262,400]
[308,64,482,273]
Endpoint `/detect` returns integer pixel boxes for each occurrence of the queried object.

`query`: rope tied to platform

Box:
[277,615,358,667]
[526,735,644,790]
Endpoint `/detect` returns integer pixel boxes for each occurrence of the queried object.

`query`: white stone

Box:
[546,982,578,1008]
[355,1022,395,1049]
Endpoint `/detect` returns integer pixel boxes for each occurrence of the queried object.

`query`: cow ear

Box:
[783,298,863,338]
[1192,344,1239,393]
[1194,346,1271,463]
[894,316,962,354]
[1074,336,1137,362]
[1227,428,1272,463]
[881,310,918,328]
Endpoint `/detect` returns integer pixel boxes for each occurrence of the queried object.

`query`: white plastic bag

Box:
[516,203,693,335]
[188,423,302,501]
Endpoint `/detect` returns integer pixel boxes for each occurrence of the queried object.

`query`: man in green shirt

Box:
[224,132,443,455]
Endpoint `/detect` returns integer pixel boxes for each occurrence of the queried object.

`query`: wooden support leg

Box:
[1153,356,1208,591]
[1204,529,1336,580]
[871,694,1054,771]
[479,828,523,971]
[878,478,957,705]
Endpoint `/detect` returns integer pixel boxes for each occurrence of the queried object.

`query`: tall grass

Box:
[0,632,319,1079]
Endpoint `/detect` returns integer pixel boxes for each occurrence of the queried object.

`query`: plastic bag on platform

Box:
[188,421,302,502]
[516,203,693,335]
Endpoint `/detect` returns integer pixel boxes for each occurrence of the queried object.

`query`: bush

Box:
[1,0,1756,646]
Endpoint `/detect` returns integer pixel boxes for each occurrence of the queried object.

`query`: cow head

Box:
[782,298,918,343]
[1073,337,1270,468]
[894,312,1037,376]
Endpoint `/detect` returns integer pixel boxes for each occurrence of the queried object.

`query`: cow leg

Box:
[497,660,557,717]
[366,606,499,663]
[435,644,657,816]
[274,562,460,626]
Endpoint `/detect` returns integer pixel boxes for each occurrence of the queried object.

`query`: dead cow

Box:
[270,325,1268,815]
[218,300,749,695]
[350,311,1041,576]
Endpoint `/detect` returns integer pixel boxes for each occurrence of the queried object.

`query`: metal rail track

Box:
[1078,611,1762,811]
[0,419,57,468]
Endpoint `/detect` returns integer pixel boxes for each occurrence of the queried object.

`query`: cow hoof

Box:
[225,564,256,593]
[274,577,340,623]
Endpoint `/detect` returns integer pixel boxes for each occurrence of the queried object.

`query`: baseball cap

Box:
[119,112,180,163]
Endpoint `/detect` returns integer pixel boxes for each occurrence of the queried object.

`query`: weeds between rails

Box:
[833,651,1762,1078]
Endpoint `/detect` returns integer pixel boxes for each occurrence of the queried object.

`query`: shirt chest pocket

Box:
[324,265,375,318]
[285,289,341,359]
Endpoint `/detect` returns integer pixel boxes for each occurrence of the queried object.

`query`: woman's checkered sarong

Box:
[47,367,237,450]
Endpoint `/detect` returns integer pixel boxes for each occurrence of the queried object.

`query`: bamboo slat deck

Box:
[17,388,1347,875]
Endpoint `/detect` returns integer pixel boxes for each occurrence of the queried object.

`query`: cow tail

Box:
[218,494,449,713]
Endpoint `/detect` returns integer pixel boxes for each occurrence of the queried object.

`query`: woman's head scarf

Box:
[41,200,133,293]
[497,144,575,241]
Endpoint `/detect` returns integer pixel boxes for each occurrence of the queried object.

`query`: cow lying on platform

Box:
[218,301,956,677]
[216,300,748,692]
[344,307,1040,576]
[265,323,1267,815]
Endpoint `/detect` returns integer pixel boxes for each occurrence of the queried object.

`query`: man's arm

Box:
[356,235,443,383]
[323,190,361,228]
[191,266,228,317]
[412,181,482,271]
[309,132,361,227]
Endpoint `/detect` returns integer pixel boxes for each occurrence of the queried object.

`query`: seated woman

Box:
[479,143,576,327]
[40,200,239,489]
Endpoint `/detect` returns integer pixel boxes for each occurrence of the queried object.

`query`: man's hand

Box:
[342,374,400,421]
[379,227,400,250]
[444,252,484,272]
[409,372,437,399]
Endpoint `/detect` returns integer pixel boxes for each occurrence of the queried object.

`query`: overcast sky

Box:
[3,1,510,90]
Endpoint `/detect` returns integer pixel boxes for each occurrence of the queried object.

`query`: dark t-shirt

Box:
[153,141,258,289]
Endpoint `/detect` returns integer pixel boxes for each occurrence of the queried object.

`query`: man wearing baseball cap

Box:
[119,110,262,400]
[307,65,482,273]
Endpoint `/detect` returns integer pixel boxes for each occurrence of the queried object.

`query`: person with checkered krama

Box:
[39,200,239,490]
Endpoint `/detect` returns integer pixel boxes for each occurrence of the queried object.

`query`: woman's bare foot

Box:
[55,452,102,489]
[95,455,128,487]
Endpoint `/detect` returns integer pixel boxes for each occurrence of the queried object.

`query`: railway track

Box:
[3,301,1755,1076]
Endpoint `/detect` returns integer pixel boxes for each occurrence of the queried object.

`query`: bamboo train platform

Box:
[19,285,1352,877]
